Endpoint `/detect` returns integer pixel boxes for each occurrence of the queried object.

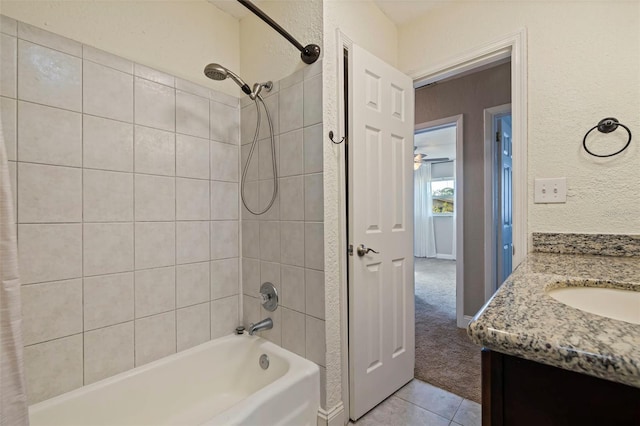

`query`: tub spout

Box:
[249,318,273,335]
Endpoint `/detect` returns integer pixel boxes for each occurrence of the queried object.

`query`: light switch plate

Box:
[534,178,567,203]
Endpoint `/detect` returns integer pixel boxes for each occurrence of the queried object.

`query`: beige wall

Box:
[0,0,241,97]
[415,62,511,315]
[240,0,323,85]
[322,0,398,416]
[400,1,640,237]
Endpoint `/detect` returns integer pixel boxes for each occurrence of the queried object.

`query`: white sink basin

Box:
[547,286,640,325]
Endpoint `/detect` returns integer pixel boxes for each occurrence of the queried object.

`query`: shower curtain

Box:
[414,163,436,258]
[0,115,29,425]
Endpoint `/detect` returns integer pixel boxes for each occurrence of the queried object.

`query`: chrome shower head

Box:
[204,63,252,96]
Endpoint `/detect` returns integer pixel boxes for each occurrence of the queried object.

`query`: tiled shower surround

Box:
[1,17,242,404]
[1,15,326,407]
[239,64,326,405]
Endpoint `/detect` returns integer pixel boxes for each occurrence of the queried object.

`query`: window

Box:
[432,180,454,214]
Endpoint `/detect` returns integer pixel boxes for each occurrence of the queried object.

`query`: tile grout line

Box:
[450,397,466,424]
[132,61,137,367]
[80,50,85,387]
[174,83,178,354]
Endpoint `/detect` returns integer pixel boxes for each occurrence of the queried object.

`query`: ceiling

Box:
[208,0,453,25]
[415,125,456,160]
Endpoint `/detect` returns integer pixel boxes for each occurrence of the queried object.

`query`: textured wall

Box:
[1,16,241,404]
[240,0,323,86]
[400,1,640,237]
[415,63,511,315]
[0,0,241,97]
[322,0,399,414]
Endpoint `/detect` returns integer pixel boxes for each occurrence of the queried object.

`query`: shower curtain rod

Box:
[237,0,321,64]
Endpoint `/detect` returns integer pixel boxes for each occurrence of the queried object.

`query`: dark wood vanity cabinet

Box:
[481,349,640,426]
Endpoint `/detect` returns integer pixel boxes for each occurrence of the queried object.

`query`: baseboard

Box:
[457,315,473,329]
[317,402,346,426]
[436,254,456,260]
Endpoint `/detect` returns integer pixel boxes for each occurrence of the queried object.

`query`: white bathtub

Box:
[29,334,320,426]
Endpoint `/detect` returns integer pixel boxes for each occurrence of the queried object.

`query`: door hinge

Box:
[512,245,515,256]
[348,244,354,256]
[496,131,501,142]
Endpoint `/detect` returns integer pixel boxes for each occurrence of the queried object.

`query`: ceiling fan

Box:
[413,149,449,170]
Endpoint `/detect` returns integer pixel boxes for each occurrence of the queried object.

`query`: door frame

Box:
[414,115,464,328]
[483,103,512,301]
[409,28,528,309]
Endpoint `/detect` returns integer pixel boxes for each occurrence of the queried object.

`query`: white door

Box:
[348,44,415,420]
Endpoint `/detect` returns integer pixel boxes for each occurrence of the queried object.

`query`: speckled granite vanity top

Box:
[468,233,640,389]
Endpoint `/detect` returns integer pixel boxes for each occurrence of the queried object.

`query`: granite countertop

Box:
[467,252,640,389]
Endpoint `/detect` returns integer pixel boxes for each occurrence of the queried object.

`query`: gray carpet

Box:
[414,257,481,403]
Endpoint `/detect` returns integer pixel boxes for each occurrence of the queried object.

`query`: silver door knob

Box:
[357,244,379,257]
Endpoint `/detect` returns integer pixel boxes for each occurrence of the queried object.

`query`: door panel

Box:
[348,43,415,420]
[499,117,513,284]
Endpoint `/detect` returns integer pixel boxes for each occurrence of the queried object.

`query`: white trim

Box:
[483,103,512,302]
[336,28,352,424]
[411,29,529,314]
[317,402,346,426]
[415,115,464,329]
[436,254,456,261]
[462,315,474,328]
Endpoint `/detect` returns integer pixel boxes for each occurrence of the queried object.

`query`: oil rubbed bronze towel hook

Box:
[582,117,632,158]
[329,130,345,144]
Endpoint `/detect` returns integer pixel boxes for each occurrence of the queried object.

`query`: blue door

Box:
[497,116,513,285]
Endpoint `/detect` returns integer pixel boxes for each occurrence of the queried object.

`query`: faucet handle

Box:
[260,282,279,312]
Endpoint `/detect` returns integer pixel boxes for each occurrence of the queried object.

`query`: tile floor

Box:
[350,378,481,426]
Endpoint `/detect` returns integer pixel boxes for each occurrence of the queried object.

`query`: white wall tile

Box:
[210,295,238,339]
[241,143,259,182]
[84,223,134,276]
[304,173,324,222]
[279,129,303,177]
[258,179,280,221]
[210,141,238,182]
[18,163,81,223]
[242,295,259,329]
[8,161,16,220]
[259,94,279,136]
[304,123,323,174]
[22,279,82,345]
[242,258,260,298]
[83,45,133,74]
[210,221,239,260]
[177,261,210,308]
[281,265,305,313]
[305,222,324,270]
[210,181,238,220]
[84,169,133,222]
[175,78,209,99]
[135,222,176,269]
[83,115,133,172]
[210,258,238,300]
[176,90,209,139]
[135,311,176,366]
[280,221,304,267]
[280,176,304,221]
[177,303,210,351]
[259,221,280,262]
[176,221,210,264]
[18,40,82,111]
[1,34,17,98]
[17,22,81,57]
[24,334,83,404]
[134,64,174,87]
[18,101,82,166]
[240,102,257,144]
[303,60,322,80]
[18,224,82,284]
[84,322,134,384]
[260,261,281,297]
[279,82,303,133]
[258,136,279,180]
[210,100,239,144]
[241,180,258,220]
[303,74,322,126]
[1,97,16,160]
[280,69,303,90]
[83,272,134,330]
[176,178,209,220]
[209,88,239,108]
[83,60,133,123]
[282,307,305,357]
[305,269,325,319]
[135,266,176,318]
[135,174,175,221]
[241,220,260,259]
[258,302,281,345]
[134,77,175,132]
[305,316,326,367]
[176,134,209,179]
[134,125,175,176]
